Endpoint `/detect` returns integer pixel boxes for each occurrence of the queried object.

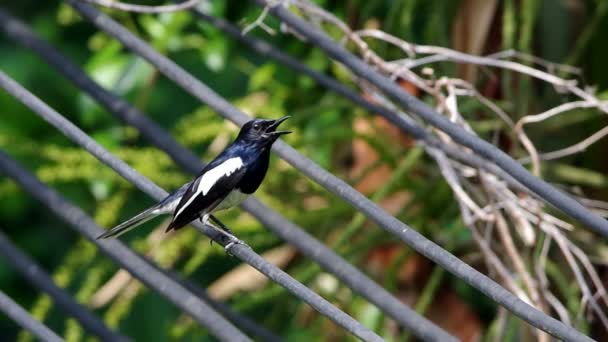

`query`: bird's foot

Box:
[202,216,246,253]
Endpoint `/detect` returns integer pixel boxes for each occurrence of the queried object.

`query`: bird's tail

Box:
[97,205,164,239]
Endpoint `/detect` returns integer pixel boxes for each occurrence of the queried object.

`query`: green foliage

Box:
[1,0,607,341]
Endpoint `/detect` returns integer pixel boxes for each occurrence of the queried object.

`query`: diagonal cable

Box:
[0,70,382,342]
[0,150,249,342]
[66,2,593,341]
[157,267,286,342]
[255,0,608,239]
[0,290,63,342]
[191,8,531,196]
[0,72,250,341]
[0,168,278,342]
[134,256,286,342]
[0,8,456,341]
[0,230,128,341]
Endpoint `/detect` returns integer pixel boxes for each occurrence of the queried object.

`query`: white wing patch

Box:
[174,157,243,219]
[198,157,243,196]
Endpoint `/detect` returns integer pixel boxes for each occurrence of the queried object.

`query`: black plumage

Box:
[97,116,290,240]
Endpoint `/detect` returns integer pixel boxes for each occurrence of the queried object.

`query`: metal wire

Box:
[140,258,285,342]
[0,148,251,342]
[0,229,128,341]
[0,290,63,342]
[0,107,249,342]
[191,8,531,197]
[158,267,286,342]
[0,8,456,341]
[66,2,592,341]
[0,70,382,342]
[256,0,608,239]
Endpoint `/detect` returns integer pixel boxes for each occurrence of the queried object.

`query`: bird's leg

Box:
[209,215,233,235]
[200,214,247,254]
[209,215,245,255]
[200,214,216,246]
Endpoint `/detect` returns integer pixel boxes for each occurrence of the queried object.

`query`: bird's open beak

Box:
[266,115,292,136]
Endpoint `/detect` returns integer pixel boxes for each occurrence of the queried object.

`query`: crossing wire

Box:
[0,230,128,341]
[191,8,531,197]
[157,266,286,342]
[67,1,592,341]
[0,150,251,342]
[0,8,456,342]
[256,0,608,239]
[0,70,383,342]
[0,290,63,342]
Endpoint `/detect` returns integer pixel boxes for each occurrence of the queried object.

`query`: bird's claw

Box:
[203,215,246,253]
[209,235,247,255]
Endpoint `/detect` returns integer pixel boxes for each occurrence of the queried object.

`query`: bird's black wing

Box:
[166,158,247,231]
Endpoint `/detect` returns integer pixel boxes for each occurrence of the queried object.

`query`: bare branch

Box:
[242,3,277,35]
[527,125,608,162]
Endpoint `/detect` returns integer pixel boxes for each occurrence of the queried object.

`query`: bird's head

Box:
[236,116,291,147]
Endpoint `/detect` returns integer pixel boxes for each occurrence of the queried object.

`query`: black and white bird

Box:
[97,116,291,242]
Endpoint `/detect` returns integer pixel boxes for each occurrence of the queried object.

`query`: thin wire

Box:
[0,8,455,341]
[158,267,286,342]
[0,105,249,342]
[191,9,531,197]
[0,151,250,342]
[0,70,382,342]
[114,240,284,342]
[0,290,63,342]
[65,2,593,341]
[0,230,128,341]
[138,257,286,342]
[256,0,608,240]
[0,8,199,171]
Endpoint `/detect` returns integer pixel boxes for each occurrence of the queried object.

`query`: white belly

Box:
[212,190,249,213]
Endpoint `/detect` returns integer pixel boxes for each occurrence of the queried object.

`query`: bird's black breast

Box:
[237,148,271,194]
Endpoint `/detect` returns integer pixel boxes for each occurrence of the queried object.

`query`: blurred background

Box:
[1,0,608,341]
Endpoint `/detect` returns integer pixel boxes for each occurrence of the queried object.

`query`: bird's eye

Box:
[253,123,261,131]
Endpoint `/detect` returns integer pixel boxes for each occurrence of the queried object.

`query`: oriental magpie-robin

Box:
[97,116,291,247]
